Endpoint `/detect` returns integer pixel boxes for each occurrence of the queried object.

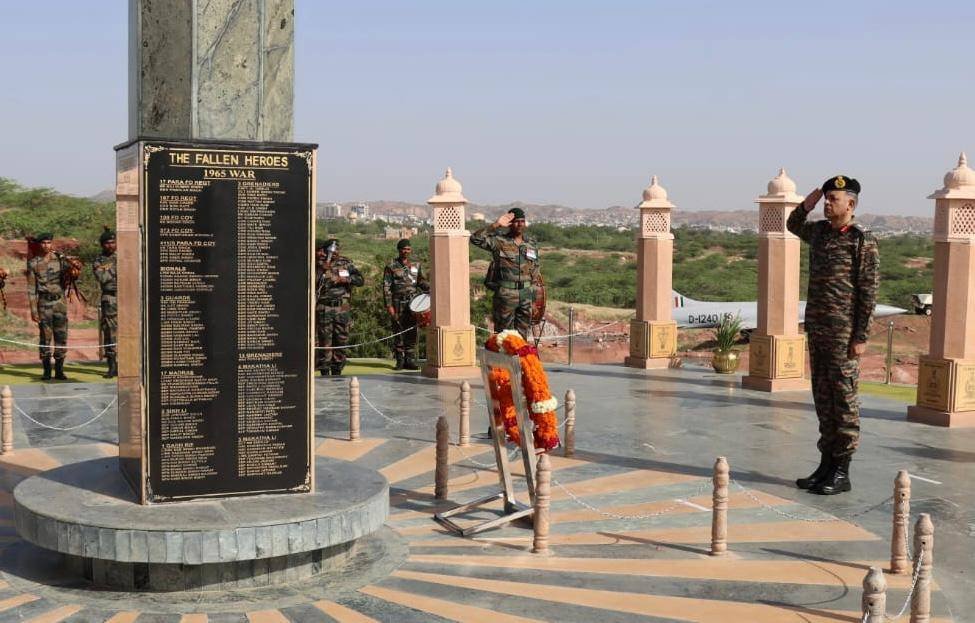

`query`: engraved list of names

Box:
[144,142,314,502]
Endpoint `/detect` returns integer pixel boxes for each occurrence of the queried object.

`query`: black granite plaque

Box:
[143,141,314,502]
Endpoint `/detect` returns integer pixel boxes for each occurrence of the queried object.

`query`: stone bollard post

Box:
[0,386,12,455]
[435,416,449,500]
[563,389,576,457]
[862,566,887,623]
[910,513,934,623]
[532,453,552,554]
[710,456,729,556]
[459,381,471,447]
[891,470,911,574]
[349,377,360,442]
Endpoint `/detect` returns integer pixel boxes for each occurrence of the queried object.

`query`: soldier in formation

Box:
[93,227,118,378]
[470,207,542,339]
[788,176,880,495]
[315,238,364,376]
[383,238,428,370]
[26,233,72,380]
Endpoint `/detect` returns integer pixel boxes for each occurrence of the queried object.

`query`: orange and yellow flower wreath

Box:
[485,331,560,451]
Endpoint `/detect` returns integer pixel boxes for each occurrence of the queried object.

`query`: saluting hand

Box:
[802,188,823,212]
[494,212,515,228]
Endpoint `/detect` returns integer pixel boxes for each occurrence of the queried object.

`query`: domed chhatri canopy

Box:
[759,167,803,203]
[931,152,975,199]
[638,175,675,209]
[428,167,468,204]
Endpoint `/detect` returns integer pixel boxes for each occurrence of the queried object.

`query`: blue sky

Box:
[1,1,972,215]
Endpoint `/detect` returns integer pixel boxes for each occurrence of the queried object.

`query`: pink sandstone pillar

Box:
[422,169,479,379]
[625,176,678,368]
[742,169,810,392]
[908,153,975,426]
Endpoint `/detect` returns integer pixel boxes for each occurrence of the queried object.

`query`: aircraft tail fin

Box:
[671,290,696,308]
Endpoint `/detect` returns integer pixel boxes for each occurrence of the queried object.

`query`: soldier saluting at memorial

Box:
[788,176,880,495]
[93,227,118,378]
[315,238,364,376]
[383,238,428,371]
[26,233,74,380]
[470,207,542,340]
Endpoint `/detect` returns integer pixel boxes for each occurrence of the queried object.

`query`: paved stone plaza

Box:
[0,363,968,621]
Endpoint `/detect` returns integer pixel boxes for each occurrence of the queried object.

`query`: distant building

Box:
[471,212,486,222]
[347,203,370,220]
[384,227,418,240]
[318,202,343,219]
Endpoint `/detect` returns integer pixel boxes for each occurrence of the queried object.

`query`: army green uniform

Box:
[93,253,117,360]
[787,206,880,459]
[27,253,69,362]
[470,227,541,339]
[382,257,428,362]
[315,256,364,374]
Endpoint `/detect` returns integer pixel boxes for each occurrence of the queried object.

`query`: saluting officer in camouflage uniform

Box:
[788,176,879,495]
[93,228,118,378]
[315,239,364,376]
[27,233,70,380]
[470,207,541,339]
[383,238,429,370]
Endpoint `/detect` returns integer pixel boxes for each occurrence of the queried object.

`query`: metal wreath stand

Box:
[434,348,540,536]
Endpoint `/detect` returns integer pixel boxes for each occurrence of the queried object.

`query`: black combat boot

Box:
[104,356,118,379]
[403,355,419,371]
[795,452,831,490]
[54,359,68,381]
[811,456,851,495]
[41,358,52,381]
[393,353,405,371]
[331,361,346,376]
[320,367,329,376]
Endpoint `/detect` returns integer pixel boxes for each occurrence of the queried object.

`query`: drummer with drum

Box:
[470,207,543,340]
[383,238,430,370]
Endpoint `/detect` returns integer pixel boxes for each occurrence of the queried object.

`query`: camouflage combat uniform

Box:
[470,227,541,339]
[315,256,364,374]
[787,206,880,459]
[382,257,429,363]
[27,253,69,361]
[93,253,117,360]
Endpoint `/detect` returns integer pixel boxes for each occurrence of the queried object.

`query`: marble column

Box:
[422,169,479,379]
[128,0,294,141]
[625,176,678,369]
[908,153,975,427]
[742,169,810,392]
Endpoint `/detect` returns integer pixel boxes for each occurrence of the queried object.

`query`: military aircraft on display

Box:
[671,291,907,334]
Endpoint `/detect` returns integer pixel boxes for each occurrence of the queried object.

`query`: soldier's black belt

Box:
[102,289,117,294]
[38,292,63,301]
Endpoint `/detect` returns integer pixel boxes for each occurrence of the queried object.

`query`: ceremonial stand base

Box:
[741,375,810,392]
[907,405,975,428]
[421,365,480,380]
[624,356,673,369]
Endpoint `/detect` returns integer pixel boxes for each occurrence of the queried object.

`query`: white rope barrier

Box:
[553,476,712,521]
[0,336,116,350]
[474,318,633,341]
[315,325,416,350]
[731,479,893,524]
[13,397,117,431]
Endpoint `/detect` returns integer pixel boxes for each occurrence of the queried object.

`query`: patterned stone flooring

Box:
[0,364,966,622]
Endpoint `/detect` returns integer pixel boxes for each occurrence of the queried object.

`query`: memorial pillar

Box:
[742,168,810,391]
[908,153,975,427]
[625,176,678,369]
[422,169,479,379]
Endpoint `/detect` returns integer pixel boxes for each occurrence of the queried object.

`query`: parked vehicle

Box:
[912,293,933,315]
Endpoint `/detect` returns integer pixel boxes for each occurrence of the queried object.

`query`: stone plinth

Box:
[13,456,388,591]
[129,0,294,141]
[627,176,677,368]
[742,169,809,392]
[422,169,478,379]
[908,153,975,427]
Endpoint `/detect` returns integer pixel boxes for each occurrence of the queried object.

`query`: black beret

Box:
[508,207,526,220]
[396,238,412,250]
[99,227,116,244]
[822,175,860,195]
[34,232,53,242]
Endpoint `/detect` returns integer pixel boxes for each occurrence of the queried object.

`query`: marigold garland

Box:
[485,331,560,451]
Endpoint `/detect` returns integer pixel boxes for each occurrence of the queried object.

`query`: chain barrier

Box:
[13,397,117,431]
[0,336,116,350]
[885,538,923,622]
[454,441,521,469]
[731,479,893,524]
[552,476,712,521]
